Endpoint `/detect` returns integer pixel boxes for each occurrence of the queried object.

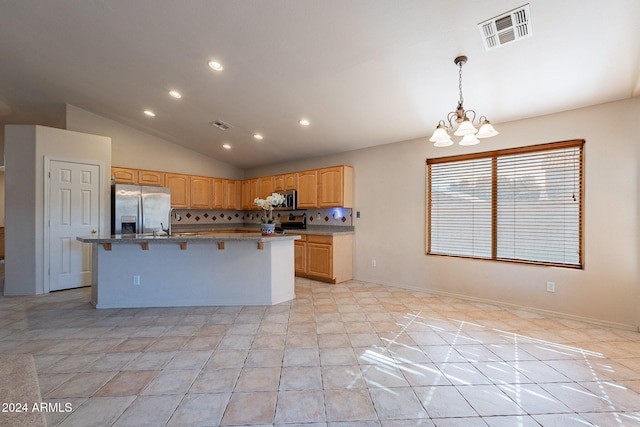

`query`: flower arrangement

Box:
[254,192,286,224]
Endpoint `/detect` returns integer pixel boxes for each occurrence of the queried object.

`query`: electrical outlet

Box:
[133,275,141,286]
[371,259,377,267]
[546,281,555,292]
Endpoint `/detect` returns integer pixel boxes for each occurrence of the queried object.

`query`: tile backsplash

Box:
[172,208,353,227]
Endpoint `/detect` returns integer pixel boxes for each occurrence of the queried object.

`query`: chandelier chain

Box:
[458,61,464,107]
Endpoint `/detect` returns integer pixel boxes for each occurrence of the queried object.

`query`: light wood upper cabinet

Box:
[138,169,164,186]
[274,173,297,192]
[165,173,190,208]
[318,165,354,208]
[225,179,241,210]
[211,178,226,209]
[241,180,252,210]
[296,170,318,208]
[250,178,260,210]
[259,176,275,198]
[112,164,353,210]
[274,175,285,191]
[284,173,297,190]
[111,167,138,184]
[190,176,213,209]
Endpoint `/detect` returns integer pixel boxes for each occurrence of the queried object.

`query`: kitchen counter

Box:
[77,233,300,309]
[170,224,355,236]
[78,232,299,245]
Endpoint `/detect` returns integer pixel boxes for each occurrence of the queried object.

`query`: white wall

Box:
[4,125,111,295]
[65,104,243,179]
[248,97,640,330]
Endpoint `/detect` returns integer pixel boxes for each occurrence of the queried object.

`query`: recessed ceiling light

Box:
[253,134,264,140]
[169,90,182,99]
[208,60,223,71]
[299,119,310,126]
[222,143,232,150]
[143,110,156,117]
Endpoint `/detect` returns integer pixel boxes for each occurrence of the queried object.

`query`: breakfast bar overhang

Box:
[77,233,300,308]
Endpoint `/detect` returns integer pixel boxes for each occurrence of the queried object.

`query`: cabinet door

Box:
[296,170,318,208]
[274,175,285,192]
[241,180,252,210]
[294,240,307,274]
[225,180,240,210]
[260,176,274,198]
[165,173,190,208]
[307,242,332,279]
[111,167,138,184]
[250,179,260,209]
[284,173,297,190]
[138,170,164,186]
[190,176,212,209]
[211,178,225,209]
[317,166,343,207]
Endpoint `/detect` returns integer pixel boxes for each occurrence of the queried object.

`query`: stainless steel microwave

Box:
[273,189,297,210]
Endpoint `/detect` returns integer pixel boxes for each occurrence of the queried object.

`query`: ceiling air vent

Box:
[479,4,531,51]
[211,120,232,131]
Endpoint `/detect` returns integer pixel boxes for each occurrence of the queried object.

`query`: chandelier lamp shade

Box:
[429,55,498,147]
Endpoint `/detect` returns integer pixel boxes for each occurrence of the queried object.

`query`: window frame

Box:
[426,139,585,269]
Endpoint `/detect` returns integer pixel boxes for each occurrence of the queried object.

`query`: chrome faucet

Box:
[161,208,178,236]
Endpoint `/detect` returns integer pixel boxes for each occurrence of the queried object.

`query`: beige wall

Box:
[248,97,640,330]
[4,125,111,295]
[65,105,243,179]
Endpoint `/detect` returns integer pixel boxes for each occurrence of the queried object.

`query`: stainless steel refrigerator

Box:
[111,184,171,235]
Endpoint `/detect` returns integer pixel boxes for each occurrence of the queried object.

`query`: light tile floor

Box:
[2,274,640,426]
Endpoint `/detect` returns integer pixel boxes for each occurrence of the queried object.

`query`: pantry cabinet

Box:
[165,173,190,208]
[295,233,353,284]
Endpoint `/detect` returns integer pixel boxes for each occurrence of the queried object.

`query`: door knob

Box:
[91,229,98,234]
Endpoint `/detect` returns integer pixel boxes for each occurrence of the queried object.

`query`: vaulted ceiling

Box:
[1,0,639,168]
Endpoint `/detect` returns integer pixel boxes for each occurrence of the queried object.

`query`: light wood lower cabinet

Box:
[295,233,353,284]
[294,235,307,274]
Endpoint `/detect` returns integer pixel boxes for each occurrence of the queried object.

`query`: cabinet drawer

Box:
[290,234,307,242]
[307,234,332,244]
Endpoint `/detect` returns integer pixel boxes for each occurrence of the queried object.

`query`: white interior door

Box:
[49,160,100,291]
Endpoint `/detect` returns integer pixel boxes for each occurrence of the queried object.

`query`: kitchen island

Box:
[77,233,300,309]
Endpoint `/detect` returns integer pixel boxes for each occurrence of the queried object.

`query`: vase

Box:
[261,223,276,235]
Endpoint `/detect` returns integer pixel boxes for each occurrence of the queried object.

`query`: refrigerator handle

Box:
[139,194,144,234]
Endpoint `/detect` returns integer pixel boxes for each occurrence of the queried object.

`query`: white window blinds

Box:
[427,140,584,268]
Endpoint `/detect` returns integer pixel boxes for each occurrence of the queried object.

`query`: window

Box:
[427,140,584,268]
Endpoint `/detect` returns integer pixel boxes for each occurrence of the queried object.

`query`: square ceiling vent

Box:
[479,4,531,50]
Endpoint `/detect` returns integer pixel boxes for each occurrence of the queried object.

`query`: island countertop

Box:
[77,233,301,244]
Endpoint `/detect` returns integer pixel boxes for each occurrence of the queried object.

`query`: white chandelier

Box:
[429,55,498,147]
